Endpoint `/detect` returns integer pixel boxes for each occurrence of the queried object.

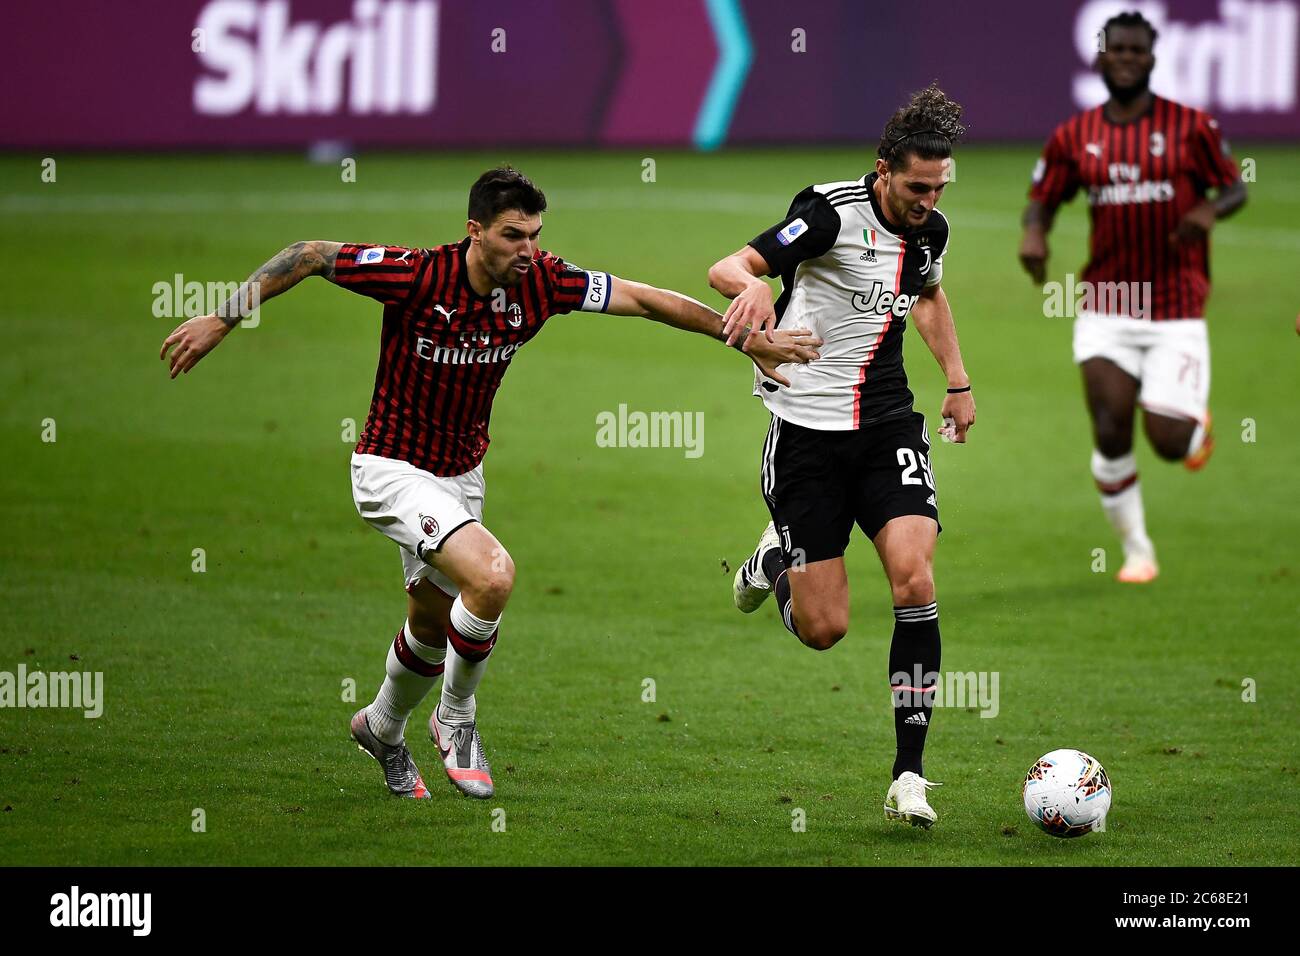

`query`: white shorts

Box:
[350,452,484,595]
[1072,312,1210,422]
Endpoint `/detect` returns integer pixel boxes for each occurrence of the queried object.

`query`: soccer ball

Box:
[1022,749,1111,838]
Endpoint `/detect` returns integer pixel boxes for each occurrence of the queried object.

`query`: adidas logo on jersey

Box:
[904,712,929,726]
[861,228,878,263]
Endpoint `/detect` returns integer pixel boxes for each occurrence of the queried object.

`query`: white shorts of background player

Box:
[1072,311,1209,423]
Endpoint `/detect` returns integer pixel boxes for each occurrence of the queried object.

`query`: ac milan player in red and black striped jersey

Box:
[1018,11,1247,584]
[160,166,821,801]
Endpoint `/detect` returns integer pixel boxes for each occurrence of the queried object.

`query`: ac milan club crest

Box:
[507,303,523,328]
[420,514,439,537]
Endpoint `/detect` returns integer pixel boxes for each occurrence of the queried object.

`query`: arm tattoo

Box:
[216,240,342,327]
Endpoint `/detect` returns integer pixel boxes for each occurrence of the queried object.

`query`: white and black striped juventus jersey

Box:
[748,172,949,431]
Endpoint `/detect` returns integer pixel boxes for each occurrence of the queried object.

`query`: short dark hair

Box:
[1102,10,1159,48]
[877,82,966,171]
[467,166,547,226]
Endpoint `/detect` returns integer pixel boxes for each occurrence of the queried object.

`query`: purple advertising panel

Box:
[2,0,1297,148]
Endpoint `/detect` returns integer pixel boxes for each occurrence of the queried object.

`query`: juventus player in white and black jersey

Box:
[709,85,976,828]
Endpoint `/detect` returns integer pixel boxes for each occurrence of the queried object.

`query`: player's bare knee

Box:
[1145,419,1194,461]
[799,626,846,651]
[464,559,514,616]
[1093,420,1133,459]
[796,612,848,651]
[890,569,935,607]
[1096,434,1131,459]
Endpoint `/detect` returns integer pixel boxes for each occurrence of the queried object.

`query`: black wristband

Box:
[946,385,971,394]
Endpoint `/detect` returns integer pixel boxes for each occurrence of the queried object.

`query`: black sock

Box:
[889,603,941,779]
[761,548,799,637]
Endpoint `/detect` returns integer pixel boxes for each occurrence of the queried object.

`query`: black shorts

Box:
[759,410,940,565]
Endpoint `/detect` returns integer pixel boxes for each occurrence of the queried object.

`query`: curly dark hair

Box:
[877,82,966,171]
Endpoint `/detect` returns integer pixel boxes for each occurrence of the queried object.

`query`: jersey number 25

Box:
[897,448,936,490]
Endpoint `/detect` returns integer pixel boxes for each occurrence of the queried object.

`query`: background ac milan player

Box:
[1018,11,1247,584]
[159,166,821,800]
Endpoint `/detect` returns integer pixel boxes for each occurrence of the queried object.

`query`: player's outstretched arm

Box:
[602,275,821,387]
[911,282,976,442]
[159,240,343,379]
[708,246,779,346]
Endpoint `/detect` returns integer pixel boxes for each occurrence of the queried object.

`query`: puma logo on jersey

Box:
[433,304,457,323]
[851,280,917,318]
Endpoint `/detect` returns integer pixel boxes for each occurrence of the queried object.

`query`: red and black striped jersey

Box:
[333,238,611,476]
[1029,95,1240,320]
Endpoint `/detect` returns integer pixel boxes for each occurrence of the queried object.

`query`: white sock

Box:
[440,595,500,725]
[1091,450,1154,561]
[1186,419,1207,458]
[367,621,445,745]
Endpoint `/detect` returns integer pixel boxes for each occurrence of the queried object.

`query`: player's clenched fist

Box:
[160,314,231,379]
[940,389,976,443]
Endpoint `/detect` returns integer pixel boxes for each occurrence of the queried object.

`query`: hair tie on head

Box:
[888,128,948,149]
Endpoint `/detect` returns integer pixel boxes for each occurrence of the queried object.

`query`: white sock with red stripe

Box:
[367,621,445,745]
[440,595,500,725]
[1091,450,1153,561]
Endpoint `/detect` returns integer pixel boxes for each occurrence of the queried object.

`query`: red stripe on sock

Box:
[447,624,498,663]
[394,628,444,678]
[1095,472,1138,496]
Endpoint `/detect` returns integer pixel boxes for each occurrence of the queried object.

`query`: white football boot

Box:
[733,521,782,613]
[884,771,941,829]
[1117,537,1159,584]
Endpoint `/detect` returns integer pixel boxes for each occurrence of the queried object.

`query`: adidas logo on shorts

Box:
[904,712,929,726]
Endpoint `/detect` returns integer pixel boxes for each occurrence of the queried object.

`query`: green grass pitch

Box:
[0,146,1296,866]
